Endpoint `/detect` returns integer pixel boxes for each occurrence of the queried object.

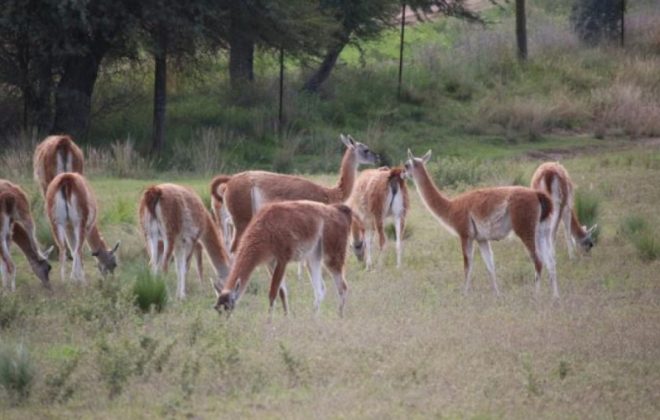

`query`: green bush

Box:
[0,344,34,405]
[133,270,168,313]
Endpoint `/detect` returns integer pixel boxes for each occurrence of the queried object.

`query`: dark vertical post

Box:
[397,3,406,99]
[620,0,625,47]
[278,47,284,137]
[515,0,528,60]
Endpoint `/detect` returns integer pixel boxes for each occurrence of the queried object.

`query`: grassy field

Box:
[1,144,659,418]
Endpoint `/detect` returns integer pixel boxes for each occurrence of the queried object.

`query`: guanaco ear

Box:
[407,149,414,160]
[586,224,598,235]
[422,150,432,164]
[111,241,121,254]
[340,134,354,148]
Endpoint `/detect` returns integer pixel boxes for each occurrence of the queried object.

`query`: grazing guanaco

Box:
[348,167,409,269]
[213,198,352,317]
[33,134,84,197]
[0,180,53,290]
[46,173,119,283]
[212,134,379,254]
[139,183,230,299]
[531,162,596,259]
[404,150,559,298]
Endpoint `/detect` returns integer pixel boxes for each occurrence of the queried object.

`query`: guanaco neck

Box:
[221,247,261,298]
[12,223,45,264]
[413,164,454,223]
[327,148,357,203]
[200,213,230,279]
[87,225,108,254]
[569,209,588,240]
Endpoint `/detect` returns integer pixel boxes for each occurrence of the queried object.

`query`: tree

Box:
[515,0,527,60]
[139,0,212,154]
[302,0,481,94]
[51,1,141,138]
[217,0,336,91]
[0,0,59,133]
[571,0,623,45]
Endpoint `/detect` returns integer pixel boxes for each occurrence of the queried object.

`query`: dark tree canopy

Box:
[571,0,623,45]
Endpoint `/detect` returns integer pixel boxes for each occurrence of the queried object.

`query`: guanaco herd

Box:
[0,134,596,316]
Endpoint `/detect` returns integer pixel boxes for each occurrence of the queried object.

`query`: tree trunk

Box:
[515,0,528,60]
[302,41,347,94]
[151,30,168,154]
[51,51,104,137]
[229,5,254,89]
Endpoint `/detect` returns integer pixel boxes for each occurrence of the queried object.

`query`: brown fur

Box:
[33,135,84,197]
[138,183,230,298]
[0,180,51,288]
[405,151,559,297]
[531,162,589,243]
[46,173,118,281]
[217,136,377,253]
[348,167,410,268]
[215,200,352,316]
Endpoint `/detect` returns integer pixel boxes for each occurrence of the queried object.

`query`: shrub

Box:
[574,190,601,242]
[0,344,34,405]
[133,269,168,313]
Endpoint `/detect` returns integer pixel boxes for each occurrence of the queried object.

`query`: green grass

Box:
[72,3,660,174]
[0,344,34,405]
[1,147,659,417]
[133,269,168,313]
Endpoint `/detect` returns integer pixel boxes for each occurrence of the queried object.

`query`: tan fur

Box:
[405,151,559,298]
[215,135,378,253]
[214,200,352,317]
[209,175,234,250]
[348,167,410,268]
[0,180,52,290]
[138,183,230,299]
[33,135,84,197]
[46,173,118,282]
[531,162,594,257]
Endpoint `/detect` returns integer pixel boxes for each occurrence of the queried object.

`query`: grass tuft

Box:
[0,344,34,405]
[133,269,168,313]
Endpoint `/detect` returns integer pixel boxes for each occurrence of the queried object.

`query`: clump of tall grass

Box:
[85,138,155,178]
[429,157,494,189]
[574,190,601,242]
[172,127,245,175]
[591,83,660,138]
[620,215,659,262]
[133,269,168,313]
[0,344,34,405]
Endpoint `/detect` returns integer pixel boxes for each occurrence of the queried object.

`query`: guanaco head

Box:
[31,246,54,289]
[340,134,380,165]
[404,149,432,179]
[213,280,241,314]
[578,224,598,253]
[92,241,120,276]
